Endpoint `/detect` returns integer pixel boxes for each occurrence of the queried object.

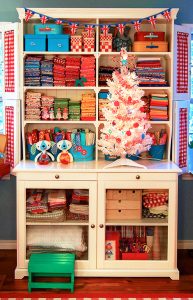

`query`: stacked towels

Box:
[25,56,42,86]
[40,59,53,86]
[25,92,41,120]
[65,56,81,86]
[53,56,66,86]
[80,56,95,86]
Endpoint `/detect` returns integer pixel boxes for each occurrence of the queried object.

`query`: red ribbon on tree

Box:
[117,24,125,35]
[85,25,94,38]
[162,9,171,22]
[101,25,109,37]
[133,20,141,32]
[40,15,48,24]
[70,23,78,35]
[55,19,63,25]
[25,9,34,22]
[148,15,157,29]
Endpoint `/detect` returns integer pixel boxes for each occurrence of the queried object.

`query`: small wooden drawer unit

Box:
[106,189,142,220]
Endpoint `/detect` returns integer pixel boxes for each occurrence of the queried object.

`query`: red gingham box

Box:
[100,34,112,52]
[84,37,95,52]
[71,35,82,52]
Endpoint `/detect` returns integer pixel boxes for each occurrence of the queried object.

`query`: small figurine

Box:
[34,140,55,164]
[41,107,49,120]
[56,107,62,120]
[62,107,68,120]
[49,107,55,120]
[57,140,73,164]
[113,25,132,52]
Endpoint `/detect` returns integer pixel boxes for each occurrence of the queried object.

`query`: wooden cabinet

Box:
[14,160,181,280]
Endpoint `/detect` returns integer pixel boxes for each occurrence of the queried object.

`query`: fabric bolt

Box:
[4,30,15,92]
[177,31,189,93]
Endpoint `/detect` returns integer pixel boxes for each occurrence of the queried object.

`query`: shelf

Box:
[98,86,171,91]
[24,120,97,126]
[24,86,97,91]
[106,218,168,226]
[23,51,97,56]
[26,220,89,226]
[99,52,172,57]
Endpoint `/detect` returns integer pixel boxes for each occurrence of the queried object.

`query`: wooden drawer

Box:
[106,189,141,201]
[17,172,97,181]
[132,41,168,52]
[106,209,141,220]
[106,199,141,210]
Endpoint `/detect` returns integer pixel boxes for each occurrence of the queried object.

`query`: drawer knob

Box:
[99,224,104,228]
[136,175,140,180]
[55,174,60,179]
[91,224,95,229]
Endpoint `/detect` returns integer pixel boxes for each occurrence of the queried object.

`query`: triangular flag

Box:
[40,14,48,24]
[117,24,125,35]
[55,19,63,25]
[132,20,141,32]
[70,23,78,35]
[162,9,171,22]
[25,9,34,22]
[85,25,94,38]
[101,25,109,37]
[148,15,156,29]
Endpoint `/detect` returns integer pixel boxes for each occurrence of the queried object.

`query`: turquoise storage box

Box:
[34,24,63,35]
[25,34,46,51]
[69,145,95,161]
[47,34,70,52]
[99,92,109,99]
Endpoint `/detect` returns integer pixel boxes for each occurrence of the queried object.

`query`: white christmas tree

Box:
[98,48,152,168]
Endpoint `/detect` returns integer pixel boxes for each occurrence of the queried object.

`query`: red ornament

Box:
[114,101,120,107]
[128,96,132,102]
[126,130,131,136]
[140,107,144,112]
[112,121,116,126]
[116,138,121,143]
[134,122,139,128]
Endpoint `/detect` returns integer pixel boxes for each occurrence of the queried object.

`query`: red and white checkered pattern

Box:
[71,35,82,52]
[177,32,189,94]
[83,37,95,52]
[5,106,14,168]
[82,31,95,39]
[179,108,188,168]
[4,30,15,93]
[100,34,112,52]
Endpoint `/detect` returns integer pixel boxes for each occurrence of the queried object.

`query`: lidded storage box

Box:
[24,34,46,51]
[71,35,82,52]
[132,41,168,52]
[47,34,70,52]
[34,24,63,35]
[134,31,165,41]
[100,34,112,52]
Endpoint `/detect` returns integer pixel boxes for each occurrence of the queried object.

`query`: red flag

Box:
[85,25,94,38]
[25,9,34,22]
[101,25,109,37]
[133,20,141,32]
[70,23,78,35]
[118,24,125,35]
[40,15,48,24]
[55,19,63,25]
[162,10,171,22]
[148,16,156,29]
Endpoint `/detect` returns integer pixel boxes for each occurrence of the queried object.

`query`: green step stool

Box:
[28,253,75,292]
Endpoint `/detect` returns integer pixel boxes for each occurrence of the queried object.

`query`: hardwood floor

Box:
[0,249,193,295]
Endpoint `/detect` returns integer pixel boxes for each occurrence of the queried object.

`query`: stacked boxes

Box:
[100,34,112,52]
[71,35,82,52]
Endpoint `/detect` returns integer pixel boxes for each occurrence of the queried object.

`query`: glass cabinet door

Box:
[97,178,177,272]
[17,180,97,271]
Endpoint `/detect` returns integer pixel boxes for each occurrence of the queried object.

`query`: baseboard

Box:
[0,240,16,249]
[0,240,192,250]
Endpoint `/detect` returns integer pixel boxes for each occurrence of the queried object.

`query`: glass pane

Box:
[105,225,168,261]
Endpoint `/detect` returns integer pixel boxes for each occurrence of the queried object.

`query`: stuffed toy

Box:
[33,140,55,165]
[57,140,73,164]
[113,25,132,52]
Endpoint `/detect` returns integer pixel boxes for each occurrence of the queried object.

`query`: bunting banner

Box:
[23,8,173,32]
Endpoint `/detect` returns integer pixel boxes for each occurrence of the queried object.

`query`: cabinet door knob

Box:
[136,175,140,179]
[99,224,104,228]
[55,174,60,179]
[91,224,95,228]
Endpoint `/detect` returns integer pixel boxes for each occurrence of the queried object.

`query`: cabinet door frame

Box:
[17,180,97,271]
[97,178,178,272]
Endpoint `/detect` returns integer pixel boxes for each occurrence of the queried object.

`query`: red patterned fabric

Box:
[179,108,188,168]
[4,30,15,93]
[5,106,14,168]
[177,32,189,93]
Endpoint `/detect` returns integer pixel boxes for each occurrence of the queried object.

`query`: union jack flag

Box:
[85,25,94,38]
[133,20,141,32]
[25,9,34,22]
[162,9,171,22]
[40,14,48,24]
[55,19,63,25]
[148,15,156,29]
[70,23,78,35]
[101,25,109,37]
[117,23,125,35]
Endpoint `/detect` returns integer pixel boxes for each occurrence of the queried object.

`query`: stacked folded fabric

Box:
[48,190,67,211]
[53,56,66,86]
[24,56,42,86]
[41,95,55,120]
[67,189,89,221]
[68,101,81,120]
[98,66,114,86]
[135,57,167,87]
[40,59,53,86]
[26,190,48,214]
[98,91,110,121]
[80,56,95,86]
[142,190,168,219]
[149,93,169,121]
[81,93,96,121]
[65,56,81,86]
[25,91,41,120]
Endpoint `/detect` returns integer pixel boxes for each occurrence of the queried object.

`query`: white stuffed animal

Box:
[57,140,73,164]
[34,140,55,164]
